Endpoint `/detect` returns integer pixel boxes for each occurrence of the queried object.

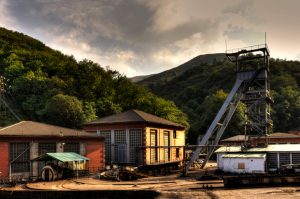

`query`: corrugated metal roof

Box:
[222,153,266,158]
[32,152,89,162]
[222,133,300,142]
[215,146,242,153]
[84,109,185,128]
[216,144,300,153]
[0,121,101,138]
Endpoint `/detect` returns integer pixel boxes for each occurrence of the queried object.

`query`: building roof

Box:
[222,153,266,159]
[221,132,300,142]
[216,144,300,153]
[215,146,242,153]
[32,152,89,162]
[84,109,185,129]
[0,121,101,138]
[221,135,249,142]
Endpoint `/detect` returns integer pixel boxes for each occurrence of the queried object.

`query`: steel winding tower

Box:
[183,44,272,175]
[227,44,272,144]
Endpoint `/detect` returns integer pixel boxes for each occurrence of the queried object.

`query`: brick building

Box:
[0,121,105,179]
[83,109,185,167]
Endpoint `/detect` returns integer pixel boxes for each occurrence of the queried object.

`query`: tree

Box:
[44,94,84,128]
[187,90,245,143]
[0,27,188,131]
[272,86,300,131]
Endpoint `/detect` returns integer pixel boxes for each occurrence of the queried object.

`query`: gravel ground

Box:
[2,162,300,198]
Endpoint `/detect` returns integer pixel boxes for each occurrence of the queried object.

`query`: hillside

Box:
[130,74,154,82]
[140,54,300,143]
[0,27,188,128]
[139,53,226,91]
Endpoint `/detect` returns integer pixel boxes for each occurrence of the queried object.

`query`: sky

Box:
[1,0,300,77]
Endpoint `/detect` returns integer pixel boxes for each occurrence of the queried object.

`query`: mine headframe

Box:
[182,44,272,175]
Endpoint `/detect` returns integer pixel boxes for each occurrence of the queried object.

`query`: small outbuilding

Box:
[32,152,90,181]
[220,154,266,174]
[83,109,185,168]
[215,144,300,174]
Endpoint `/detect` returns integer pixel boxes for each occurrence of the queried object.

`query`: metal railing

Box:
[138,146,185,165]
[226,44,269,54]
[0,175,25,185]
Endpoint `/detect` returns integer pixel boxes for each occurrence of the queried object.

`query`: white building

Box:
[215,144,300,174]
[219,154,266,174]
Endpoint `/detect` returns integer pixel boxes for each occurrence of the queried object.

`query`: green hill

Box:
[0,27,188,128]
[130,74,154,82]
[140,53,226,91]
[140,54,300,143]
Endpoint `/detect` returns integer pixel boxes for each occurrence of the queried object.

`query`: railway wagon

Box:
[215,144,300,186]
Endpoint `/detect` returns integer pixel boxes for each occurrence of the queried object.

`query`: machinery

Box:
[183,44,272,175]
[32,152,90,181]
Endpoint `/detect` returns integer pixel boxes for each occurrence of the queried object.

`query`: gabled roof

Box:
[0,121,100,138]
[84,109,185,129]
[32,152,89,162]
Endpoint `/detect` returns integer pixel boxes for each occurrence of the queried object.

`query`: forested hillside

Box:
[140,53,226,89]
[0,27,188,129]
[140,54,300,143]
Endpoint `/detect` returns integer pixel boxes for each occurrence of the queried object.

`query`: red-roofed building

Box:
[83,109,186,168]
[0,121,105,180]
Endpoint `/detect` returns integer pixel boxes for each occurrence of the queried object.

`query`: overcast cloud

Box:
[1,0,300,76]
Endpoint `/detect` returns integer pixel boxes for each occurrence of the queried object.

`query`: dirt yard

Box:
[2,162,300,199]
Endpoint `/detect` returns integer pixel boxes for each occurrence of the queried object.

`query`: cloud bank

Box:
[1,0,300,76]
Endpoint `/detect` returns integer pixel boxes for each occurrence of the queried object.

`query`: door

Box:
[150,130,158,163]
[45,169,50,181]
[164,131,170,162]
[38,143,56,175]
[114,130,126,163]
[117,144,127,163]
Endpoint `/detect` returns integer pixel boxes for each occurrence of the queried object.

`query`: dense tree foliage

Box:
[0,27,188,129]
[141,55,300,143]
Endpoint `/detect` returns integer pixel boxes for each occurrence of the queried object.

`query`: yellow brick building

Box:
[83,110,186,167]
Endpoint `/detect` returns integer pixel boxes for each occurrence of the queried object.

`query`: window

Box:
[173,130,177,139]
[64,143,80,154]
[98,130,111,163]
[10,143,30,173]
[39,143,56,155]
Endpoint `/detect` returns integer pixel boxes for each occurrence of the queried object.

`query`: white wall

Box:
[221,157,265,174]
[217,153,224,169]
